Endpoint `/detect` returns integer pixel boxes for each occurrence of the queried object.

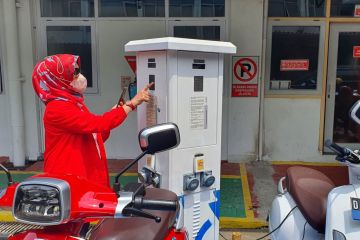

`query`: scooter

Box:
[0,123,188,240]
[268,101,360,240]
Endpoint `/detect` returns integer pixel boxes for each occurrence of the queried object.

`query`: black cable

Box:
[255,206,298,240]
[302,221,307,240]
[219,232,229,240]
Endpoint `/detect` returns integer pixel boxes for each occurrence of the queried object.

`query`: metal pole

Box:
[258,0,269,161]
[3,0,26,167]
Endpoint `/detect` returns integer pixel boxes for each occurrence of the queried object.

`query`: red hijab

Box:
[32,54,83,106]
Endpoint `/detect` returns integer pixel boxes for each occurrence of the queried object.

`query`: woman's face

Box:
[70,64,87,94]
[70,73,87,94]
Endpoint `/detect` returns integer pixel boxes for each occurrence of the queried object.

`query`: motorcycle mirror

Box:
[138,123,180,155]
[350,100,360,125]
[113,123,180,194]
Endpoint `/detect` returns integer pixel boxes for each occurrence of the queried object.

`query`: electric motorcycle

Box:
[0,123,188,240]
[268,101,360,240]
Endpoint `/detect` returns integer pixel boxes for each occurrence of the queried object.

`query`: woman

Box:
[32,54,151,187]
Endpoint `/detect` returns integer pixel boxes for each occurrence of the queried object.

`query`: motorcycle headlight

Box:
[13,178,70,225]
[333,230,347,240]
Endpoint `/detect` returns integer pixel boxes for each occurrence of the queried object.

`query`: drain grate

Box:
[0,222,43,238]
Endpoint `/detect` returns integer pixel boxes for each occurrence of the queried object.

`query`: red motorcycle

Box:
[0,123,188,240]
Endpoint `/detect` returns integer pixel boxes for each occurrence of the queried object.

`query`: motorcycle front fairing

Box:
[11,173,118,225]
[325,184,360,240]
[1,173,117,240]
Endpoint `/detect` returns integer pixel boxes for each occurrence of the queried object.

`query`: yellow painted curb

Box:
[239,163,254,219]
[0,211,15,222]
[220,217,268,229]
[271,161,341,166]
[221,175,241,179]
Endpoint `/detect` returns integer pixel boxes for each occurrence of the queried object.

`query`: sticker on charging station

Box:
[194,154,205,173]
[354,46,360,58]
[190,97,207,129]
[351,197,360,221]
[355,5,360,17]
[146,95,157,127]
[232,56,259,97]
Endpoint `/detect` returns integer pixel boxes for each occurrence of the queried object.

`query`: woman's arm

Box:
[45,101,129,134]
[45,83,153,134]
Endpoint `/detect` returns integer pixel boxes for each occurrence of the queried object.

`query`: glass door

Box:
[325,23,360,149]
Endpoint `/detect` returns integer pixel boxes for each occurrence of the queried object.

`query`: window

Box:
[266,22,325,94]
[169,0,225,17]
[174,26,220,40]
[169,20,225,40]
[99,0,165,17]
[46,25,95,89]
[331,0,360,17]
[40,0,94,17]
[268,0,325,17]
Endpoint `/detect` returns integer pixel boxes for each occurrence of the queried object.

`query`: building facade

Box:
[0,0,359,166]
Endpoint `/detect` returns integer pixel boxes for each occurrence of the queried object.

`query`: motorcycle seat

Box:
[286,166,335,234]
[88,188,178,240]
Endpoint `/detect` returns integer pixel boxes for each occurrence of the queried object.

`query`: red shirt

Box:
[43,100,127,187]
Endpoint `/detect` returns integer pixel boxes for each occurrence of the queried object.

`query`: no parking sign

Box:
[232,56,259,97]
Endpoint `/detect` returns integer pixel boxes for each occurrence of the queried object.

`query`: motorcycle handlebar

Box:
[325,139,349,156]
[133,197,178,211]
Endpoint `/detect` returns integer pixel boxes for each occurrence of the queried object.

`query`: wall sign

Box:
[354,46,360,58]
[280,59,309,71]
[355,5,360,17]
[125,56,137,74]
[232,56,259,97]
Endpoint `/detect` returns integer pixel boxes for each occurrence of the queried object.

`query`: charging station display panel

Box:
[177,51,219,148]
[136,51,167,129]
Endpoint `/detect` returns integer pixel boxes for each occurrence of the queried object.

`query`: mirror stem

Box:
[0,164,13,186]
[114,150,148,192]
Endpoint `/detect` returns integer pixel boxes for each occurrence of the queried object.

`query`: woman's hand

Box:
[130,82,154,107]
[113,83,153,114]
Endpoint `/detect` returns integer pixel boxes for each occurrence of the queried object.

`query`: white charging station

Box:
[125,37,236,240]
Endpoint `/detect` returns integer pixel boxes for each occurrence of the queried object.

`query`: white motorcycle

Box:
[268,101,360,240]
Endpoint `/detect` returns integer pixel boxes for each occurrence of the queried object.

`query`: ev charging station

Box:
[125,37,236,240]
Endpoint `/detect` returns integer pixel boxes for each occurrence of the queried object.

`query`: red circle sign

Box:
[233,58,258,82]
